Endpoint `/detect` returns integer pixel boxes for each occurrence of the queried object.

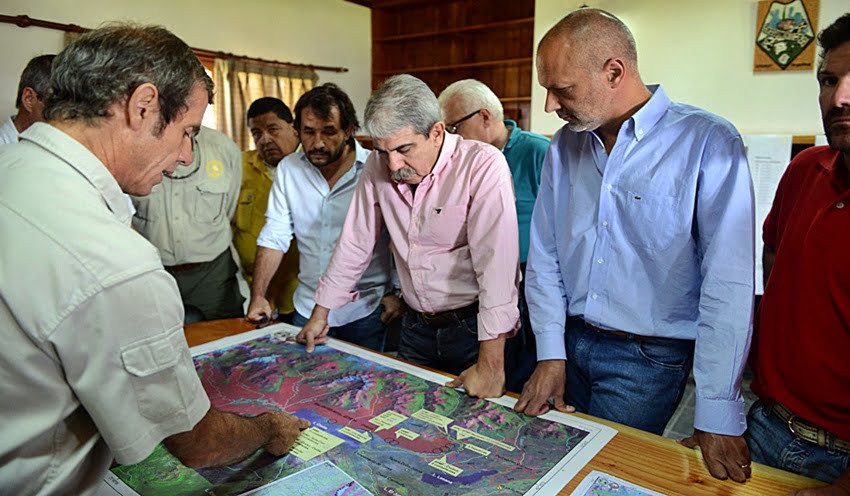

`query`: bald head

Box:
[540,8,638,73]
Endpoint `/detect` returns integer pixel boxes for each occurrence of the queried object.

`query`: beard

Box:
[307,140,347,168]
[824,107,850,153]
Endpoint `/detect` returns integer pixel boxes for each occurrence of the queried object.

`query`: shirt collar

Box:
[19,122,132,224]
[629,84,670,142]
[429,132,459,179]
[503,119,521,152]
[815,146,849,192]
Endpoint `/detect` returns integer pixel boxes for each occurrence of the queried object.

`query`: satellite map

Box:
[104,327,613,496]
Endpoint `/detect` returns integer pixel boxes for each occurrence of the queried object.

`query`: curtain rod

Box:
[0,14,349,73]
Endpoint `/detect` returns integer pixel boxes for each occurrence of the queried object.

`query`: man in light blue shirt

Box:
[248,84,402,351]
[514,9,755,483]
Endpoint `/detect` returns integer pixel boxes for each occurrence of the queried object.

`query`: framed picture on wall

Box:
[753,0,819,72]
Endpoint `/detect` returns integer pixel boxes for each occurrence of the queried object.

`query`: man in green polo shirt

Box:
[439,79,550,391]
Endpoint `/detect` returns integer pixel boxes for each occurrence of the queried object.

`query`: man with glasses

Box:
[298,75,522,399]
[439,79,549,391]
[131,126,245,323]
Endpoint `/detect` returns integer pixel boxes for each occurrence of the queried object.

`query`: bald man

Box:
[515,9,755,483]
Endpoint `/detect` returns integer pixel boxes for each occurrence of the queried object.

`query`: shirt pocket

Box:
[424,204,468,247]
[194,179,229,223]
[121,327,198,421]
[234,188,256,231]
[619,187,685,253]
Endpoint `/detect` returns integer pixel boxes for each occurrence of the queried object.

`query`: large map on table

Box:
[103,326,614,496]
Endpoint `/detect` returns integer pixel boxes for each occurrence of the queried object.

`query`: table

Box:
[185,318,822,496]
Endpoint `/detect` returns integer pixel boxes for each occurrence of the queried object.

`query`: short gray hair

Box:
[438,79,504,122]
[45,23,213,130]
[364,74,441,139]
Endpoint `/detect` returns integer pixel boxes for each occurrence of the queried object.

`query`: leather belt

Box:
[570,316,653,343]
[416,301,478,329]
[164,262,206,273]
[772,403,850,454]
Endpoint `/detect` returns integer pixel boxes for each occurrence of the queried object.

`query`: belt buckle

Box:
[786,413,799,437]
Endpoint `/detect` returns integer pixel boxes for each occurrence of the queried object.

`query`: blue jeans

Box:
[398,310,526,381]
[397,310,480,375]
[745,401,850,483]
[566,317,694,435]
[293,305,386,352]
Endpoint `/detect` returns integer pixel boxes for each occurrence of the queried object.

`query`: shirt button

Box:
[601,221,609,227]
[591,293,599,300]
[597,258,604,264]
[606,184,613,191]
[837,202,845,209]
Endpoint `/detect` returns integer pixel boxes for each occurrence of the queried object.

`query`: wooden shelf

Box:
[375,57,532,76]
[375,17,534,42]
[500,96,531,103]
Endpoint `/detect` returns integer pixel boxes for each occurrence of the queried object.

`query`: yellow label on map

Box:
[395,428,420,440]
[289,427,344,461]
[428,455,463,477]
[411,409,453,433]
[339,426,371,443]
[369,411,407,432]
[463,443,491,456]
[451,426,515,451]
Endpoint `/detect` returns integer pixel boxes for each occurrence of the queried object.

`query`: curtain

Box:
[214,58,318,150]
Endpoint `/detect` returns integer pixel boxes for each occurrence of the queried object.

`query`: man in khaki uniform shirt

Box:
[0,25,307,495]
[132,126,244,322]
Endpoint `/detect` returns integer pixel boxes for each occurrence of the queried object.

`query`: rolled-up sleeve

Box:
[526,137,569,361]
[257,158,295,252]
[50,270,210,465]
[467,153,520,340]
[693,134,755,436]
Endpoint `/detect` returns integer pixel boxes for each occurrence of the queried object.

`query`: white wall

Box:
[0,0,371,123]
[532,0,847,136]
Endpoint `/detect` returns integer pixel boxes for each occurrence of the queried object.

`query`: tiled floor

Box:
[662,369,758,440]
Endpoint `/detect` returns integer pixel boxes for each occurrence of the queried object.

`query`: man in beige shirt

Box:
[0,24,306,495]
[132,126,244,323]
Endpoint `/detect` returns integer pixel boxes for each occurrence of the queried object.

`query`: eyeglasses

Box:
[445,109,481,134]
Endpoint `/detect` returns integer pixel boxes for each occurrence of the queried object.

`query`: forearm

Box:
[164,408,270,469]
[251,247,284,299]
[309,303,330,321]
[477,334,506,369]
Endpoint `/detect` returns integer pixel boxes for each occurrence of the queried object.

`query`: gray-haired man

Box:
[298,74,523,399]
[0,24,307,494]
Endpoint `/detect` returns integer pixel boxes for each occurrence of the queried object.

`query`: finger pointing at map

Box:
[297,305,333,352]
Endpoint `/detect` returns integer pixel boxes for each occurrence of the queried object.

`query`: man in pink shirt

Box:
[298,74,521,398]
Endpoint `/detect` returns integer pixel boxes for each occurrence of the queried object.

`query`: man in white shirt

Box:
[0,25,307,495]
[247,83,403,351]
[0,54,55,145]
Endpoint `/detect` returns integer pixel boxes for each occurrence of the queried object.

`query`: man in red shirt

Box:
[747,14,850,494]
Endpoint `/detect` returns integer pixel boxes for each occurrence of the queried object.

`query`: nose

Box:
[835,75,850,108]
[177,135,194,166]
[257,131,270,146]
[386,151,405,171]
[544,90,560,114]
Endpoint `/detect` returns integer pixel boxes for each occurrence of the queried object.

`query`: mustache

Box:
[825,107,850,123]
[391,167,421,182]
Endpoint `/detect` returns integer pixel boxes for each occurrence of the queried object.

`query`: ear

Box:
[479,108,493,127]
[604,58,626,88]
[126,83,160,131]
[20,87,39,113]
[430,121,445,142]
